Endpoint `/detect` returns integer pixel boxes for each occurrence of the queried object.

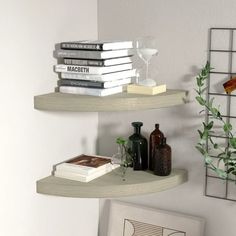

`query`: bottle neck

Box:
[132,122,143,134]
[161,137,166,146]
[134,126,141,134]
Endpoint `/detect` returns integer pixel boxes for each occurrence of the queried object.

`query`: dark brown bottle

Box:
[149,124,164,170]
[154,137,171,176]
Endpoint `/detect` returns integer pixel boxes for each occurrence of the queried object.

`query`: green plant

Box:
[195,61,236,179]
[113,137,133,180]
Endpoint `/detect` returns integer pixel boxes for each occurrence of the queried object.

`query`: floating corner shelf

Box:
[34,89,188,112]
[36,168,188,198]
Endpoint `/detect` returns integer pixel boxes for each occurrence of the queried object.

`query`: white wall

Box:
[98,1,236,236]
[0,1,99,236]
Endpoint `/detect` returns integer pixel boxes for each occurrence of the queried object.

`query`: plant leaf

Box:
[195,145,206,155]
[204,155,213,164]
[196,96,206,106]
[229,138,236,149]
[223,122,232,133]
[215,168,227,179]
[207,121,214,130]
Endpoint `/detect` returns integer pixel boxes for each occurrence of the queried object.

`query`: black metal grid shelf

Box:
[205,27,236,202]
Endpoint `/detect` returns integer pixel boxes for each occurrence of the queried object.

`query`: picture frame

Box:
[107,201,205,236]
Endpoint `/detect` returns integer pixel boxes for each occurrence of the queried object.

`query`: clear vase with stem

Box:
[111,137,133,181]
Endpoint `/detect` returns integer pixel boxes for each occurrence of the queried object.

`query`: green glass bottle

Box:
[128,122,148,170]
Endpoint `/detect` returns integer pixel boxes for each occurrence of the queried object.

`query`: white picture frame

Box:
[107,201,205,236]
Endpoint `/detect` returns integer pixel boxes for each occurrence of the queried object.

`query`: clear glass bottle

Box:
[149,124,164,171]
[128,122,148,170]
[154,137,171,176]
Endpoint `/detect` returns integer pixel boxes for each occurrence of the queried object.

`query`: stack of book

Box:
[54,40,136,96]
[54,154,119,182]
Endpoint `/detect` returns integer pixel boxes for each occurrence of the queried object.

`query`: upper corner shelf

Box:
[34,89,188,112]
[37,168,187,198]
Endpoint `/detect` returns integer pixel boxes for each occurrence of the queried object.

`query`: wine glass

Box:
[136,36,158,87]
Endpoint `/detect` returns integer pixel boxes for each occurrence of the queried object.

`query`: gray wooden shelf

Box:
[37,168,187,198]
[34,90,188,112]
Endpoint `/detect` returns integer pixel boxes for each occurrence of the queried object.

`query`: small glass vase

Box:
[112,141,132,180]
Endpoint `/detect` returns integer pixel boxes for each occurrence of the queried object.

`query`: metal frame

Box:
[205,27,236,201]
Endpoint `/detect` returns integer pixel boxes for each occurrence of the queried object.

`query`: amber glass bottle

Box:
[149,124,164,170]
[154,137,171,176]
[128,122,148,170]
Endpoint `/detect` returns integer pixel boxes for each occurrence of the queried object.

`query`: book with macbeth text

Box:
[55,63,132,75]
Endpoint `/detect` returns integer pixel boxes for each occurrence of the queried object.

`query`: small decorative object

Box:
[128,122,148,170]
[149,123,164,171]
[195,62,236,179]
[112,137,133,180]
[154,137,172,176]
[127,84,166,95]
[223,76,236,94]
[107,201,205,236]
[136,36,158,87]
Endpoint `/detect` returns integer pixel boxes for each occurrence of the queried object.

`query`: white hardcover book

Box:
[58,77,131,89]
[54,164,119,182]
[59,85,123,96]
[56,162,114,175]
[55,49,133,59]
[63,56,132,66]
[61,69,136,82]
[60,40,133,51]
[55,63,132,75]
[55,154,114,175]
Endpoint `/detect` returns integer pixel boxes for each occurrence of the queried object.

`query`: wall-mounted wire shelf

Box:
[205,27,236,202]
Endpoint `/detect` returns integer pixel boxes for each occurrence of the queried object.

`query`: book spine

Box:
[59,86,122,96]
[56,163,112,175]
[63,58,104,66]
[58,79,105,89]
[55,65,103,74]
[61,42,103,51]
[55,50,102,59]
[60,69,136,82]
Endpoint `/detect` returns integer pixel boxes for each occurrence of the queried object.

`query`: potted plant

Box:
[195,62,236,180]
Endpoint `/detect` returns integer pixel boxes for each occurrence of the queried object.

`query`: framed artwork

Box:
[107,201,205,236]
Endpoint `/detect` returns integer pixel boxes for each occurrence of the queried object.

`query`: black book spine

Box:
[58,79,105,89]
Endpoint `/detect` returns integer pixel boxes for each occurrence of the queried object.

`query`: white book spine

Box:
[60,69,136,82]
[59,85,123,96]
[54,164,119,182]
[55,49,132,59]
[103,78,131,88]
[56,162,113,175]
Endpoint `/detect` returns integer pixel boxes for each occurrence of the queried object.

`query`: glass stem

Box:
[146,61,149,80]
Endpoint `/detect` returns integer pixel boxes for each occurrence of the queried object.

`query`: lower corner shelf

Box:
[36,168,187,198]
